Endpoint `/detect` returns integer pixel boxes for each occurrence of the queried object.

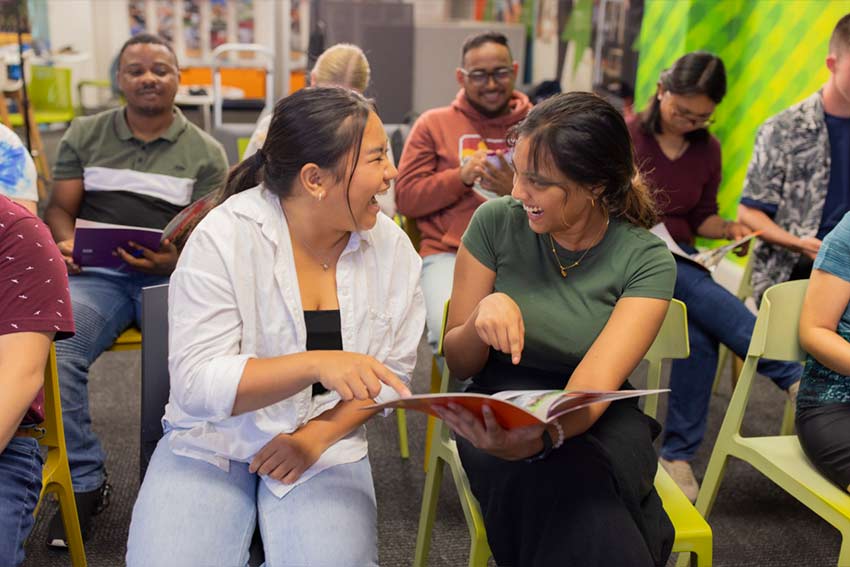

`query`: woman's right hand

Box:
[474,292,525,365]
[315,352,411,401]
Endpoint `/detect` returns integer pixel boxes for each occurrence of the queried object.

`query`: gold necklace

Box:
[548,217,610,279]
[296,235,347,271]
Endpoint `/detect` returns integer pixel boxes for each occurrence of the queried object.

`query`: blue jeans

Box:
[57,268,168,492]
[126,438,378,567]
[0,437,43,567]
[661,258,802,461]
[421,252,456,354]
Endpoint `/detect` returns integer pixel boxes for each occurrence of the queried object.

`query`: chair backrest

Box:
[748,279,809,362]
[29,65,73,113]
[39,346,65,451]
[643,299,690,419]
[139,283,170,481]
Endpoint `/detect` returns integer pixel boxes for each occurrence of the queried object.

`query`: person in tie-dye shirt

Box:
[0,124,38,213]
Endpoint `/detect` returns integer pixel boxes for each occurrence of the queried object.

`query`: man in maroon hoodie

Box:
[396,31,532,352]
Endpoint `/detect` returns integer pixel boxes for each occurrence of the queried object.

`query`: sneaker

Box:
[46,480,111,548]
[660,458,699,503]
[787,380,800,407]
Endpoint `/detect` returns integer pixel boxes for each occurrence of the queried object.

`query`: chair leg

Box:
[468,529,492,567]
[712,345,729,394]
[49,468,88,567]
[396,409,409,459]
[414,455,445,567]
[838,528,850,567]
[423,357,442,472]
[779,399,795,436]
[694,448,730,521]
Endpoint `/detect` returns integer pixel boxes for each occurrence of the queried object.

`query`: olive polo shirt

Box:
[53,106,228,229]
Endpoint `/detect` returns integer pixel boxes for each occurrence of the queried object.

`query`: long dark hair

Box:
[509,92,658,229]
[225,87,375,213]
[639,51,726,143]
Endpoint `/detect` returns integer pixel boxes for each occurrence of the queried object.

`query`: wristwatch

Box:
[524,428,554,463]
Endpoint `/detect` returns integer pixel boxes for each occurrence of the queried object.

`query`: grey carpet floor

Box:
[21,336,841,567]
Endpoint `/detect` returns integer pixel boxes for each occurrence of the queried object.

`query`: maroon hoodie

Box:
[395,89,532,257]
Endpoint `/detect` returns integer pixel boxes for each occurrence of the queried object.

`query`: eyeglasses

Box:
[670,101,715,127]
[460,67,514,86]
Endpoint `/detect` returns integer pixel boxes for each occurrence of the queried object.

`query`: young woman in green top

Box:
[435,92,677,566]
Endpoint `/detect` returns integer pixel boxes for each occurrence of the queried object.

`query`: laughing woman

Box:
[436,92,677,566]
[126,87,424,566]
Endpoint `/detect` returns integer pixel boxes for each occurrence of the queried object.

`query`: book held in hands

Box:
[72,219,162,270]
[365,388,669,429]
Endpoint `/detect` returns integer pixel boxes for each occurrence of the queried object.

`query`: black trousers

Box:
[797,403,850,490]
[456,399,674,567]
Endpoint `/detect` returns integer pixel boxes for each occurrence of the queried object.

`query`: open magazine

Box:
[160,188,226,249]
[366,388,668,429]
[650,223,761,272]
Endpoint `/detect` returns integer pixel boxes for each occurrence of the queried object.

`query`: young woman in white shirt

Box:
[126,87,425,566]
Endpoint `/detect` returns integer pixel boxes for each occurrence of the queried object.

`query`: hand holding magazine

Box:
[366,388,668,429]
[650,223,761,272]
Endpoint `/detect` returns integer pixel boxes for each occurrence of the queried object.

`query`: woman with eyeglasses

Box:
[628,51,802,502]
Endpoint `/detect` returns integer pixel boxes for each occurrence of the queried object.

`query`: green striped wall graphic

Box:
[635,0,850,233]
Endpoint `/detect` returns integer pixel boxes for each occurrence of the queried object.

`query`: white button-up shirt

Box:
[162,185,425,498]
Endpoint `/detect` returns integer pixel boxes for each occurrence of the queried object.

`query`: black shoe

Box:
[46,480,111,549]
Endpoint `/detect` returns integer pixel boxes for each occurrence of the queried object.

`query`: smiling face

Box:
[658,89,717,136]
[509,136,595,235]
[457,41,517,117]
[118,43,179,116]
[328,111,397,231]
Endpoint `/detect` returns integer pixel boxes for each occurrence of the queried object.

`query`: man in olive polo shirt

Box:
[43,32,227,547]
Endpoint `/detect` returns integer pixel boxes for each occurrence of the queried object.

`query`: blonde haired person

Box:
[244,43,396,216]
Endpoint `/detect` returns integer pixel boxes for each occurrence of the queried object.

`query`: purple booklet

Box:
[72,219,163,269]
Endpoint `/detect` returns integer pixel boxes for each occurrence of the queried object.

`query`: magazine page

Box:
[649,223,700,263]
[160,189,224,249]
[650,223,761,272]
[544,389,670,421]
[365,393,546,428]
[72,219,162,270]
[690,231,762,270]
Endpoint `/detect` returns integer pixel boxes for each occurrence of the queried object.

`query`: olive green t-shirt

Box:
[462,197,676,378]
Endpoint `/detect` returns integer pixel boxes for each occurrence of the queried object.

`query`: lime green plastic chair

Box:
[415,299,712,567]
[414,301,490,567]
[22,346,87,566]
[695,279,850,566]
[710,252,795,435]
[642,299,713,567]
[10,65,75,127]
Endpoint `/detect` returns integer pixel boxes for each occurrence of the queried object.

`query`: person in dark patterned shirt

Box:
[739,14,850,304]
[0,195,75,566]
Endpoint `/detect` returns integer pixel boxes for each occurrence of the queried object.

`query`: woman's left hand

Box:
[249,430,325,484]
[724,221,753,256]
[434,403,546,461]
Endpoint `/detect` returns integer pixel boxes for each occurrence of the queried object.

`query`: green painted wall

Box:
[636,0,850,225]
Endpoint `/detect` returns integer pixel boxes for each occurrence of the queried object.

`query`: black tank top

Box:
[304,310,343,396]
